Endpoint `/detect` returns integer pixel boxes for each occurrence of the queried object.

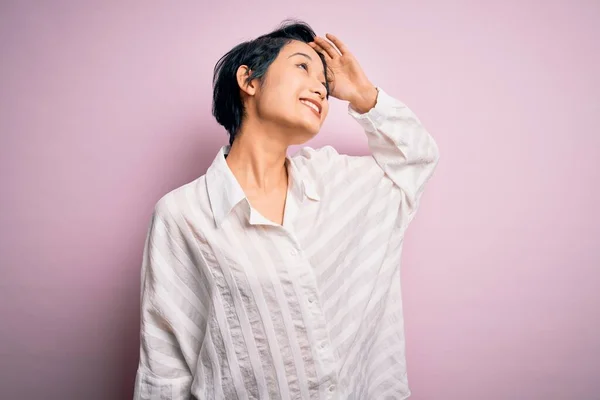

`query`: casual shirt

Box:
[133,88,440,399]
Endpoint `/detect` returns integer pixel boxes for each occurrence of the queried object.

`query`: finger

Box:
[313,36,341,59]
[309,41,332,60]
[325,33,349,55]
[315,36,340,58]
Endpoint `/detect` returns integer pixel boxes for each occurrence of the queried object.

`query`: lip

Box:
[300,98,322,115]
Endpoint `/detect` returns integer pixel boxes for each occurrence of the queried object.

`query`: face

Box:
[239,40,330,144]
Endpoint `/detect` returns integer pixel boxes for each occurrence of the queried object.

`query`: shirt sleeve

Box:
[347,87,440,226]
[133,205,206,400]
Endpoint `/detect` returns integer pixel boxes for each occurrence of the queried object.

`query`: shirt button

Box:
[308,297,315,304]
[328,384,336,392]
[290,249,298,256]
[320,342,327,349]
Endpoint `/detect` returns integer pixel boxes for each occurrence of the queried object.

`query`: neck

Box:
[225,119,289,195]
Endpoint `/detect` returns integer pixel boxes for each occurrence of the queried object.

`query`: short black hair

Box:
[212,20,332,145]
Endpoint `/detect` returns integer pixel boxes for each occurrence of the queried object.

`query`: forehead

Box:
[280,39,318,57]
[279,40,325,69]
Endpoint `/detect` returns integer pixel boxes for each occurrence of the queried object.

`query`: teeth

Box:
[301,99,319,114]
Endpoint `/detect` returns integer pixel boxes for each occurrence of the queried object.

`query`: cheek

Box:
[255,85,285,115]
[255,92,296,124]
[263,78,297,106]
[263,87,300,114]
[268,91,295,114]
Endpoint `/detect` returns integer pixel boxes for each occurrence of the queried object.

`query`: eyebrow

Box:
[288,51,327,85]
[288,52,313,61]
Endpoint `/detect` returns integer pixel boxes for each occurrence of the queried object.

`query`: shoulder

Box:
[290,145,341,170]
[293,144,340,159]
[290,144,376,175]
[289,145,381,200]
[152,174,208,224]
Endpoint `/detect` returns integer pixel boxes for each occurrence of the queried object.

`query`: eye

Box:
[297,62,309,71]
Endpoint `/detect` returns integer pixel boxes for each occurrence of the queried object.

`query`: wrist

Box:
[350,84,378,114]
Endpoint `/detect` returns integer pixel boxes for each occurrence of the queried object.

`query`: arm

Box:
[309,33,440,226]
[134,205,207,399]
[348,87,439,225]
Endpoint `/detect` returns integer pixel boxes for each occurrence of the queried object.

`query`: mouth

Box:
[300,98,322,116]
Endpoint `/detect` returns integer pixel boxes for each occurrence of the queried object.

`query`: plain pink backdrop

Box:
[1,1,599,399]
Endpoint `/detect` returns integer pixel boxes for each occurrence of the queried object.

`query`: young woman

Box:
[134,20,439,400]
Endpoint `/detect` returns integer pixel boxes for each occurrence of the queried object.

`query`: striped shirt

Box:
[133,88,440,400]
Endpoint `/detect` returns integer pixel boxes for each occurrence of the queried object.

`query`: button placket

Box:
[278,232,339,395]
[289,239,340,390]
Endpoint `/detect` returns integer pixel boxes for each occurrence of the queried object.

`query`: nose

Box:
[311,81,326,99]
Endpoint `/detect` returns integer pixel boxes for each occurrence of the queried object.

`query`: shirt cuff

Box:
[347,87,404,131]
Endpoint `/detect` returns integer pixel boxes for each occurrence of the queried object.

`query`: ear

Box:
[236,65,257,96]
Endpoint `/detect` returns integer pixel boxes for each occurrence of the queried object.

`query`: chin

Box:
[282,115,322,144]
[289,125,319,145]
[303,122,321,137]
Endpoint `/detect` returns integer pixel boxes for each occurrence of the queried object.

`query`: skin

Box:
[225,33,378,224]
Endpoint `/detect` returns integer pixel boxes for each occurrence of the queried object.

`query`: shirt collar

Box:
[205,145,320,228]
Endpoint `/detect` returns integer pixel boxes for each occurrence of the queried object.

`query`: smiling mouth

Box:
[300,99,321,116]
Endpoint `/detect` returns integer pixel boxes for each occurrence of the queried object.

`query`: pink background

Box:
[1,1,599,399]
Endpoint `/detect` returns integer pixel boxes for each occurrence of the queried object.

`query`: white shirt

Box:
[133,88,440,400]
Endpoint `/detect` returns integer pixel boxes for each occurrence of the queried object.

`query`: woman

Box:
[134,20,439,400]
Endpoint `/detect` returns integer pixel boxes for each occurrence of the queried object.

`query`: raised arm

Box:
[309,33,440,225]
[348,87,439,222]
